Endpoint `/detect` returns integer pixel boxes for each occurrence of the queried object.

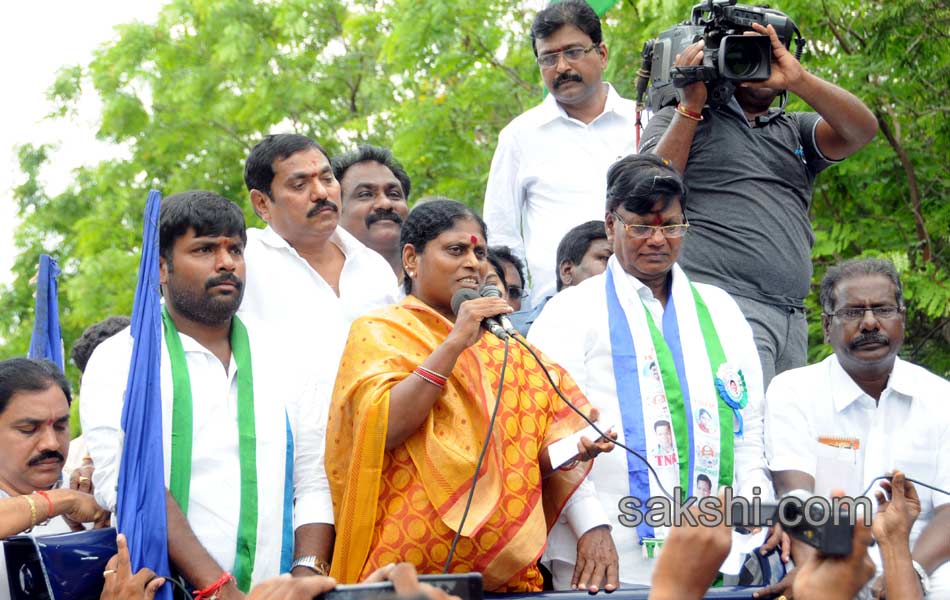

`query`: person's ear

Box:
[250,189,272,222]
[605,212,616,242]
[403,243,418,279]
[598,42,609,67]
[559,260,575,288]
[159,256,169,285]
[821,313,831,343]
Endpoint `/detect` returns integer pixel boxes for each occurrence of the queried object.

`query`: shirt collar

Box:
[255,224,354,260]
[538,82,623,126]
[829,354,913,412]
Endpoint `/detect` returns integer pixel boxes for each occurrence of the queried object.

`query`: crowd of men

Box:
[0,1,947,599]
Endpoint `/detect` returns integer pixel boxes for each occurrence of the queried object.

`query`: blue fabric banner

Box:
[116,190,171,599]
[28,254,63,369]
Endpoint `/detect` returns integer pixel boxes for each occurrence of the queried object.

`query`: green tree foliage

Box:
[2,0,947,418]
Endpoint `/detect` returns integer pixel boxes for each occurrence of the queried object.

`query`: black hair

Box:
[331,145,412,200]
[606,154,687,215]
[530,0,603,56]
[819,258,904,314]
[401,199,487,295]
[0,358,72,414]
[488,246,526,287]
[70,316,131,373]
[486,251,509,290]
[697,474,712,486]
[556,220,607,291]
[244,134,328,197]
[654,419,671,431]
[159,190,247,265]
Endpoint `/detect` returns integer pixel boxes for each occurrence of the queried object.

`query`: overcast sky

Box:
[0,0,165,286]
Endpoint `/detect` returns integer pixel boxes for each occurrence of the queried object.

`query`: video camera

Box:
[730,490,861,556]
[636,0,804,110]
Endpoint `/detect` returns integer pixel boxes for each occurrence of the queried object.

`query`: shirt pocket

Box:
[813,441,862,498]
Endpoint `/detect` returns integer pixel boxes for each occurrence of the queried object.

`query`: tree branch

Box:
[821,0,857,54]
[873,107,932,263]
[470,34,536,92]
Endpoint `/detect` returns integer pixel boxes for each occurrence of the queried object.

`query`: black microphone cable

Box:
[861,475,950,498]
[508,332,676,501]
[442,335,511,573]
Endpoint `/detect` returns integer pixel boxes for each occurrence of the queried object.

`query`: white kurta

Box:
[80,320,331,587]
[483,84,641,306]
[529,262,770,586]
[766,355,950,593]
[239,225,399,399]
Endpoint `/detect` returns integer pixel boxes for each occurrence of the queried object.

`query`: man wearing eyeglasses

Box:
[484,0,640,310]
[529,154,771,589]
[763,258,950,598]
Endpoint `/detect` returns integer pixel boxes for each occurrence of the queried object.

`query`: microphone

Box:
[479,285,518,336]
[450,288,509,340]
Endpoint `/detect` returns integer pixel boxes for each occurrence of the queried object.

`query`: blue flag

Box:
[28,254,64,369]
[117,190,171,599]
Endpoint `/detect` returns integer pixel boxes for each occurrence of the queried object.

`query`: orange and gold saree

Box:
[326,296,597,592]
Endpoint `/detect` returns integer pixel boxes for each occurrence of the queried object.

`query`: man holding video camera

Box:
[640,14,877,385]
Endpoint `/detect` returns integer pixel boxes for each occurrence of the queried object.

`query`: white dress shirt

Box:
[80,321,331,586]
[483,84,641,305]
[239,225,399,396]
[766,355,950,590]
[529,267,769,586]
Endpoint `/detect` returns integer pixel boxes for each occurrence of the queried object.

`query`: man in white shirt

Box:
[331,144,411,282]
[764,258,950,597]
[240,135,399,396]
[529,155,771,588]
[483,0,640,306]
[81,191,333,597]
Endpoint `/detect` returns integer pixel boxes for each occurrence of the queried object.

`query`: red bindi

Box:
[651,214,663,226]
[471,235,478,245]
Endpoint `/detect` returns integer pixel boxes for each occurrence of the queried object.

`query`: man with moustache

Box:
[484,0,640,307]
[0,358,108,535]
[81,191,333,597]
[240,135,398,398]
[331,145,411,282]
[764,258,950,597]
[641,21,877,386]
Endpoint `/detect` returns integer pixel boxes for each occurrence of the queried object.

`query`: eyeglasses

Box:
[612,212,689,239]
[507,285,529,299]
[537,44,599,68]
[825,306,904,321]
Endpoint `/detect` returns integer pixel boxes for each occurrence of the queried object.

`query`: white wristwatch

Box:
[911,560,932,595]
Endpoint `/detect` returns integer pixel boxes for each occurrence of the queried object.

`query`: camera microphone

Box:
[450,288,509,340]
[479,285,518,336]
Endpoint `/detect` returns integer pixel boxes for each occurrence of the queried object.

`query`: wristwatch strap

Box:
[291,555,330,576]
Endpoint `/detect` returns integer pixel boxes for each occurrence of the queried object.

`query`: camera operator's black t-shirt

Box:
[640,102,835,307]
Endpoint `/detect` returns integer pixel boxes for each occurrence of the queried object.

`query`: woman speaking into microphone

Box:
[326,199,616,592]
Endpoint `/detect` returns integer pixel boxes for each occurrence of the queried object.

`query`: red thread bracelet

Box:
[192,572,235,600]
[34,490,54,520]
